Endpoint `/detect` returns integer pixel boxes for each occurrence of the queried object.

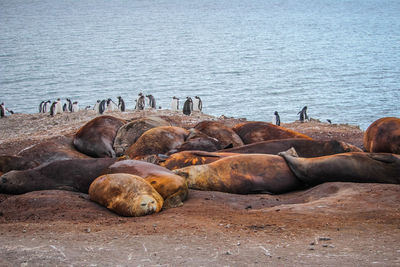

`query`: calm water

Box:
[1,0,399,130]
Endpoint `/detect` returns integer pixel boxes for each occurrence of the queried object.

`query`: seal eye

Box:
[141,203,147,207]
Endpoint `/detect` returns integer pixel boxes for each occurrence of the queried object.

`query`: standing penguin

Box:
[297,106,309,122]
[171,96,179,111]
[106,98,117,111]
[66,98,73,112]
[0,103,5,118]
[72,101,79,112]
[43,100,51,113]
[39,101,45,113]
[193,96,203,112]
[99,100,106,114]
[117,96,125,112]
[136,93,145,110]
[146,94,156,109]
[273,111,281,126]
[94,100,101,113]
[183,97,193,116]
[63,103,68,112]
[50,101,57,116]
[55,98,63,114]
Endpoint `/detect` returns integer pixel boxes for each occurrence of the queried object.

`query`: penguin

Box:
[93,100,101,113]
[183,97,193,116]
[66,98,73,112]
[327,119,332,124]
[193,96,203,112]
[171,96,179,111]
[99,100,106,114]
[117,96,125,112]
[297,106,308,122]
[50,101,57,116]
[72,101,79,112]
[43,100,51,113]
[273,111,281,126]
[136,93,145,110]
[63,103,68,112]
[0,103,5,118]
[106,98,117,111]
[146,94,156,109]
[39,101,45,113]
[55,98,63,114]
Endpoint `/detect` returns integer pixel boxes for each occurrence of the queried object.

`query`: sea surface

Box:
[1,0,399,130]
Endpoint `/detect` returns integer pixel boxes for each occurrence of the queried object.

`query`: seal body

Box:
[102,160,188,208]
[73,116,126,158]
[222,138,362,157]
[113,117,170,157]
[89,173,163,217]
[363,117,400,154]
[160,150,239,170]
[173,154,303,194]
[279,150,400,185]
[0,158,117,194]
[194,121,244,148]
[126,126,189,160]
[232,121,312,144]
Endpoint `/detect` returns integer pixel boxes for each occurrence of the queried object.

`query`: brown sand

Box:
[0,110,399,266]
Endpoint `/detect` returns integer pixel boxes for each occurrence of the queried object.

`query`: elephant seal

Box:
[222,138,362,157]
[173,154,303,194]
[279,148,400,185]
[113,117,170,156]
[194,121,244,148]
[73,115,126,158]
[232,121,312,144]
[0,155,39,175]
[363,117,400,154]
[102,160,188,208]
[160,150,240,170]
[0,158,117,194]
[126,126,189,160]
[89,173,163,217]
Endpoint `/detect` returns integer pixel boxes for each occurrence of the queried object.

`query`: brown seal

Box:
[126,126,189,160]
[113,117,170,156]
[232,121,312,144]
[173,154,303,194]
[73,115,126,158]
[0,155,39,175]
[89,173,163,217]
[0,158,117,194]
[102,160,188,208]
[363,117,400,154]
[279,148,400,185]
[222,138,362,157]
[194,121,244,148]
[160,150,239,170]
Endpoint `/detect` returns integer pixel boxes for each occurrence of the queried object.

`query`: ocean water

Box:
[0,0,399,130]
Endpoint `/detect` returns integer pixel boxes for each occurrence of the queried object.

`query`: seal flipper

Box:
[368,153,400,164]
[278,147,312,184]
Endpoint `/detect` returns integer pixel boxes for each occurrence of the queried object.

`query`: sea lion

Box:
[363,117,400,154]
[73,115,126,158]
[222,138,362,157]
[102,160,188,208]
[89,173,163,217]
[0,158,117,194]
[232,121,312,144]
[160,150,239,170]
[126,126,189,160]
[279,149,400,185]
[113,117,170,157]
[194,121,244,148]
[173,154,303,194]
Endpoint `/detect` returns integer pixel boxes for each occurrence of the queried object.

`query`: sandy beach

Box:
[0,110,399,266]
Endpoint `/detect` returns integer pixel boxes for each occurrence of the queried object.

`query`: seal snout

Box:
[1,177,7,183]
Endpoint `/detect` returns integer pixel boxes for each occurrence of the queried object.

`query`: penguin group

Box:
[271,106,312,125]
[174,96,203,116]
[39,98,80,116]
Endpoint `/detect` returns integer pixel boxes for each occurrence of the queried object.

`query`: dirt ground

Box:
[0,110,399,266]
